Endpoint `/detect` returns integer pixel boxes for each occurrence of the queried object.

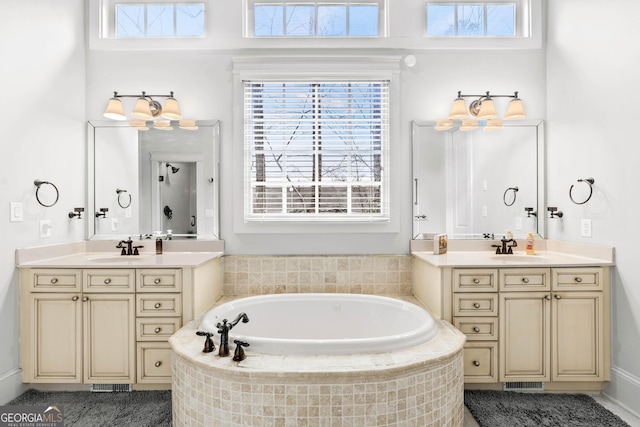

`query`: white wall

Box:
[0,0,85,403]
[546,0,640,414]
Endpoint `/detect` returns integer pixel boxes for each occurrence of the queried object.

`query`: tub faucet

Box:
[216,313,249,357]
[233,340,250,361]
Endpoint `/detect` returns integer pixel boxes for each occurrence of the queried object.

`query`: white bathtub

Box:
[198,293,438,355]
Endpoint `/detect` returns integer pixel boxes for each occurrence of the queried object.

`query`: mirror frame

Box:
[87,120,220,240]
[411,119,546,240]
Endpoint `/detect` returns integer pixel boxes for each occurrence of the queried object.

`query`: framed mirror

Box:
[412,120,545,240]
[87,120,220,240]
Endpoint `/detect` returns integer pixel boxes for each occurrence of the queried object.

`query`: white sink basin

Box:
[85,255,150,263]
[489,255,547,263]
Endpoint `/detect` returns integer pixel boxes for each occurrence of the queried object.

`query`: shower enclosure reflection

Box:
[412,120,545,240]
[88,120,220,240]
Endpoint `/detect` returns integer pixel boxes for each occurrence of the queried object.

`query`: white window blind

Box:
[244,81,390,222]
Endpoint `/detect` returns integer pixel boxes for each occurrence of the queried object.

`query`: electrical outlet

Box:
[581,219,592,238]
[205,209,214,218]
[515,217,523,230]
[125,207,132,218]
[482,205,488,217]
[482,180,488,191]
[111,218,119,231]
[39,220,52,238]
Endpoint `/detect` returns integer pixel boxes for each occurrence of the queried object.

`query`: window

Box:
[115,2,205,38]
[427,2,515,37]
[247,0,385,37]
[243,81,390,222]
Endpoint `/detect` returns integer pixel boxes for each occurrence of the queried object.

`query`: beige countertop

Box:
[15,240,224,268]
[411,239,614,268]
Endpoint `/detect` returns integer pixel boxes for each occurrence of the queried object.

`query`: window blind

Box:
[244,81,390,222]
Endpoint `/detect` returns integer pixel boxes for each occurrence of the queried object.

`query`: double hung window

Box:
[243,80,390,222]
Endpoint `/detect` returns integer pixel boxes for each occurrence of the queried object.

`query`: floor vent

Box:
[503,381,544,392]
[90,384,132,393]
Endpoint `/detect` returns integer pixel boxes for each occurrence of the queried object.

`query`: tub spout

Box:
[217,313,249,357]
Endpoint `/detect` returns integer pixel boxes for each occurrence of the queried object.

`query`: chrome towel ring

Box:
[503,186,519,206]
[116,188,132,209]
[569,178,595,205]
[34,179,59,207]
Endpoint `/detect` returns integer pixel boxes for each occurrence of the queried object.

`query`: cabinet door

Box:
[499,292,551,382]
[552,292,604,381]
[83,294,135,383]
[25,293,82,382]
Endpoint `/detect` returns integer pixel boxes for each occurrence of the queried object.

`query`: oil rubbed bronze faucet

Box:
[116,239,144,256]
[216,313,249,357]
[491,237,518,254]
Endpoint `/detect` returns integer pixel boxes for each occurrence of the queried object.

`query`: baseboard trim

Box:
[604,366,640,419]
[0,368,26,405]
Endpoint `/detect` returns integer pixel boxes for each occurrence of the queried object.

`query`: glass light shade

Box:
[132,98,153,120]
[103,98,126,120]
[434,120,454,131]
[178,119,198,130]
[483,119,503,131]
[460,120,478,131]
[477,99,498,119]
[161,97,182,120]
[154,120,173,130]
[128,120,149,130]
[448,98,468,120]
[504,98,526,120]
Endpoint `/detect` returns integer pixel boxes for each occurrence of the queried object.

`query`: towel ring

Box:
[116,189,132,209]
[503,186,519,207]
[34,179,59,207]
[569,178,594,205]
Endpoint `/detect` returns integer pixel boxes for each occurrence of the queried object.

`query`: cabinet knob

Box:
[154,361,162,368]
[82,296,89,302]
[554,294,562,299]
[104,278,111,284]
[154,278,161,284]
[154,327,162,334]
[574,277,583,283]
[473,302,480,309]
[522,277,529,284]
[473,278,480,284]
[154,302,162,309]
[545,295,551,300]
[50,278,58,284]
[473,327,480,333]
[71,295,79,301]
[473,360,480,367]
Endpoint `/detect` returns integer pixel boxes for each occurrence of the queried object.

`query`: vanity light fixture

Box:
[436,91,526,131]
[103,91,182,121]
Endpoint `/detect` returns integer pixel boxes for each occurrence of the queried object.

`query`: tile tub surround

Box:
[170,316,466,427]
[223,255,413,296]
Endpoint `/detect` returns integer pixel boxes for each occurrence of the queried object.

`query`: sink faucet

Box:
[491,237,518,254]
[116,239,144,256]
[216,313,249,357]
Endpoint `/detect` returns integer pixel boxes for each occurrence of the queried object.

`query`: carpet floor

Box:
[7,389,171,427]
[464,390,630,427]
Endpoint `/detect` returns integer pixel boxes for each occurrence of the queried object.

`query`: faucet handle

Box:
[233,340,250,361]
[132,245,144,255]
[196,331,216,353]
[490,244,502,254]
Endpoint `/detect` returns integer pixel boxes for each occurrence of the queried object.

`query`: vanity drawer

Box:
[453,269,498,292]
[463,342,498,383]
[552,268,603,291]
[136,293,182,317]
[83,269,135,292]
[454,293,498,317]
[136,269,182,292]
[499,268,551,292]
[136,317,181,341]
[29,269,81,292]
[454,317,498,341]
[137,343,172,383]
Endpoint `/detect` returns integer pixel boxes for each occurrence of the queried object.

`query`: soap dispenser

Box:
[155,231,163,255]
[526,232,535,255]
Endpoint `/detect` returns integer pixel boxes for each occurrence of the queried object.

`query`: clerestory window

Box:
[113,2,205,38]
[243,80,390,222]
[246,0,386,37]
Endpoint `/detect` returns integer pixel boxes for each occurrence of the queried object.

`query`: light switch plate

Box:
[10,202,23,222]
[581,219,592,238]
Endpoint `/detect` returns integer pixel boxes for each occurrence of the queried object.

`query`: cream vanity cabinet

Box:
[20,259,221,386]
[414,257,611,389]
